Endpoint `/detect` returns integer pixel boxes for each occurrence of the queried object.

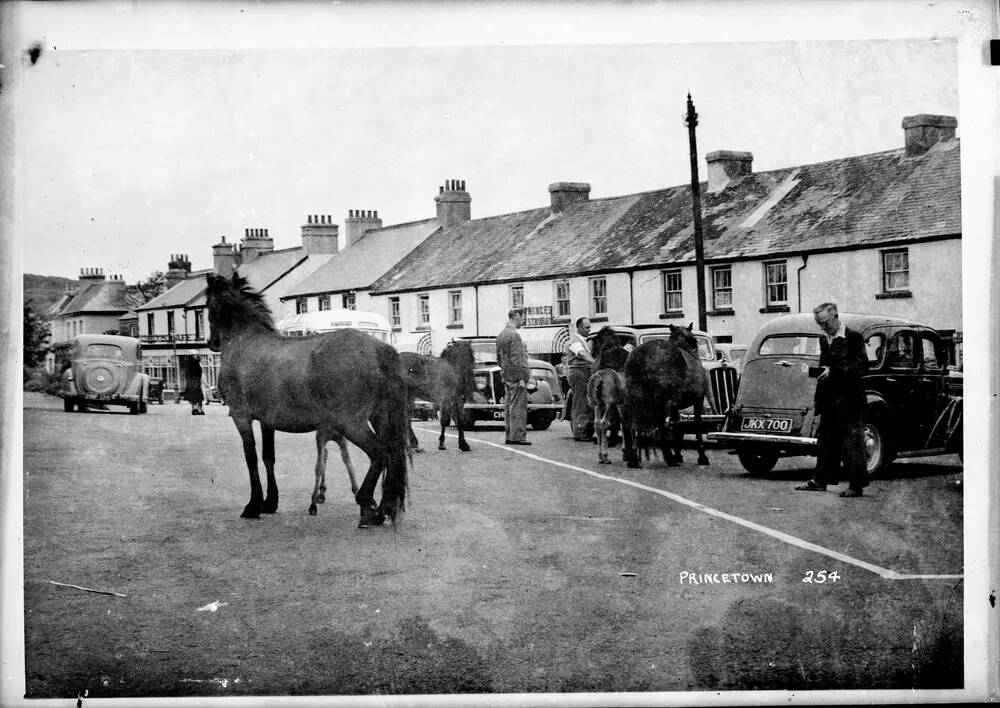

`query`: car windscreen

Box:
[84,343,126,359]
[469,342,497,364]
[757,334,821,358]
[529,367,552,381]
[638,333,714,361]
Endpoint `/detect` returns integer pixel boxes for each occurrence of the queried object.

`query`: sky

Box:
[8,3,963,282]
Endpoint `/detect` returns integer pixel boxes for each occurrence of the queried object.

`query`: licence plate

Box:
[492,410,505,420]
[740,416,792,433]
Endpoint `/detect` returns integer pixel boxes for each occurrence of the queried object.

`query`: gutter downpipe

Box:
[628,270,635,325]
[796,253,809,313]
[474,284,480,337]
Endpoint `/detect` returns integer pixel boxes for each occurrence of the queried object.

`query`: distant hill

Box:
[23,274,76,313]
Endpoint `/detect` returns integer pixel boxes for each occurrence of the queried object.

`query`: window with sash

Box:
[711,266,733,310]
[764,260,787,306]
[590,277,607,316]
[295,298,308,314]
[448,291,463,325]
[318,295,330,311]
[554,280,571,318]
[509,284,524,310]
[389,297,401,327]
[417,294,430,325]
[663,269,682,312]
[342,292,356,310]
[882,248,909,293]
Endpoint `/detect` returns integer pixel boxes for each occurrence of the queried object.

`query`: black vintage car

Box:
[459,337,564,430]
[708,313,962,476]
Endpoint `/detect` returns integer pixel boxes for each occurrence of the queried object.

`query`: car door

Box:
[913,328,950,448]
[882,328,926,451]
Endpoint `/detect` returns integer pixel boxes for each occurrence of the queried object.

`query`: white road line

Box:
[416,428,963,582]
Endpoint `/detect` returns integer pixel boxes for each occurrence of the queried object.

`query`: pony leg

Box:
[694,400,710,466]
[438,403,448,451]
[667,409,683,466]
[232,418,263,518]
[453,398,470,452]
[622,418,640,468]
[335,435,359,495]
[595,407,610,464]
[310,433,327,516]
[261,425,279,513]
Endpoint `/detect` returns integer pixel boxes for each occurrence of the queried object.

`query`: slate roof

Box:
[49,280,129,316]
[284,218,441,299]
[371,139,960,294]
[136,269,215,311]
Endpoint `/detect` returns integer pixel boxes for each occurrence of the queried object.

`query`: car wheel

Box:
[737,448,779,475]
[139,400,148,414]
[529,413,553,431]
[63,398,74,412]
[862,418,892,477]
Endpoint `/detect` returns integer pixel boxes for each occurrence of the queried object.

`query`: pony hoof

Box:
[317,494,326,504]
[414,447,425,454]
[459,442,471,452]
[698,457,710,466]
[358,507,387,528]
[240,505,261,519]
[308,504,317,516]
[438,443,447,450]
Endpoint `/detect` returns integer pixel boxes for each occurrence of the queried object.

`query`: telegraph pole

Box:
[684,93,708,332]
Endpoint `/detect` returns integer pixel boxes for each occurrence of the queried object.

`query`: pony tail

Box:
[374,346,410,524]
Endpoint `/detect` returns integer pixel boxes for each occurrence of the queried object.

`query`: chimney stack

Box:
[301,214,340,255]
[548,182,591,212]
[165,253,191,290]
[344,209,383,248]
[705,151,753,193]
[434,179,472,227]
[902,114,957,157]
[79,267,107,283]
[240,227,275,263]
[212,236,239,276]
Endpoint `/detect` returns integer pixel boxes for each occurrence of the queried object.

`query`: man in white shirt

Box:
[566,317,596,441]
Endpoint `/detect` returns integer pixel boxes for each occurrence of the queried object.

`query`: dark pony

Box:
[206,273,410,528]
[622,323,710,469]
[399,339,476,452]
[587,326,629,459]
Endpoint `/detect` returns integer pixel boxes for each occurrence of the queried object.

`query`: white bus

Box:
[275,310,394,345]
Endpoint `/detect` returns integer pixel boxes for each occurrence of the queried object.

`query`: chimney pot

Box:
[902,114,957,156]
[547,182,591,212]
[705,150,754,193]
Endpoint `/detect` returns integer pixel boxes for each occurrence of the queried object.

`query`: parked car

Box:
[148,377,164,404]
[715,342,749,376]
[578,324,739,433]
[708,313,963,476]
[60,334,151,415]
[459,337,564,430]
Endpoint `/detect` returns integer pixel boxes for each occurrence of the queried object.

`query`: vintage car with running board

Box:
[708,313,962,476]
[60,334,151,415]
[459,336,564,430]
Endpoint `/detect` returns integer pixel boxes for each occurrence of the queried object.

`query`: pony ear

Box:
[687,322,694,332]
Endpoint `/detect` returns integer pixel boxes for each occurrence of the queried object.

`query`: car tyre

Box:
[63,398,75,413]
[129,401,140,415]
[862,417,892,477]
[529,412,553,431]
[737,448,779,475]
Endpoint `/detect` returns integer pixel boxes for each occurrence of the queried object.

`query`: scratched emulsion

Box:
[26,42,43,65]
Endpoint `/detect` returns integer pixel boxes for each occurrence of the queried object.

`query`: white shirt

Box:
[825,322,847,343]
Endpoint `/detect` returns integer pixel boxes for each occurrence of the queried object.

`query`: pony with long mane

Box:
[399,339,476,452]
[587,326,629,463]
[622,323,711,469]
[205,273,410,528]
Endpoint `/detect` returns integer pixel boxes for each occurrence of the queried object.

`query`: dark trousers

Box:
[504,381,527,443]
[813,414,867,490]
[569,366,594,440]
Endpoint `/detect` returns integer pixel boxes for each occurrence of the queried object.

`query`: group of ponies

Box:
[205,273,474,529]
[586,324,711,469]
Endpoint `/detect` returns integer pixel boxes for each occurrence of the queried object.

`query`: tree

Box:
[125,271,167,309]
[23,301,50,370]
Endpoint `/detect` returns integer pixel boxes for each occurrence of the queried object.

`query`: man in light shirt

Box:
[566,317,596,441]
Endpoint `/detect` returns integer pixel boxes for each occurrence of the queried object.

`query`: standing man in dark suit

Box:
[796,302,869,497]
[497,308,531,446]
[567,317,596,441]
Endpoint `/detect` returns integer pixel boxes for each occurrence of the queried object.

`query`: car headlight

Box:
[526,378,537,391]
[475,376,488,390]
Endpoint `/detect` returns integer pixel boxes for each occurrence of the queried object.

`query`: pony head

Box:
[668,323,699,354]
[591,326,621,359]
[205,272,275,351]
